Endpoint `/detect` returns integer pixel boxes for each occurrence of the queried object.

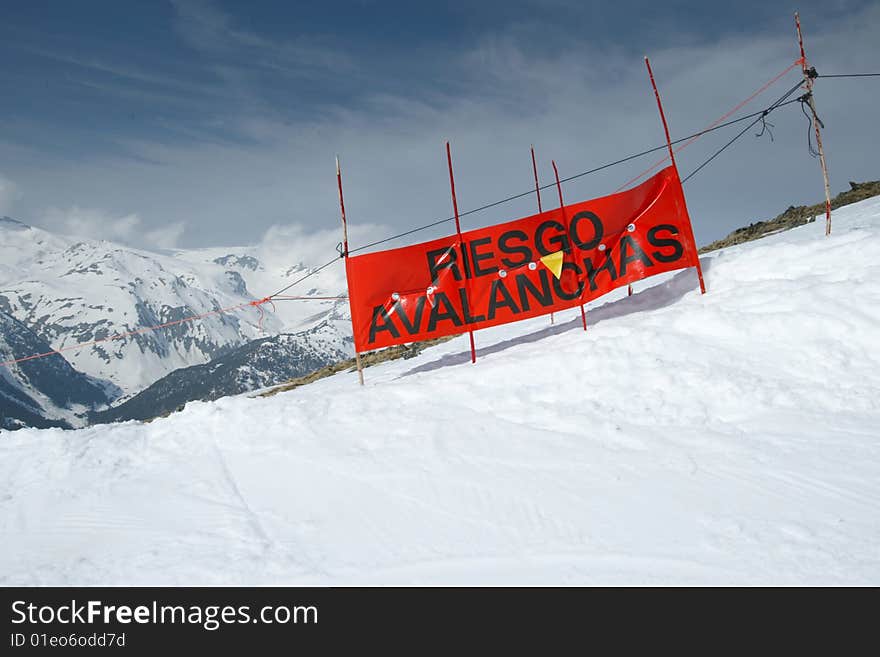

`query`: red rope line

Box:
[1,291,357,367]
[1,293,356,367]
[272,295,348,300]
[1,298,273,367]
[614,58,804,193]
[250,296,274,333]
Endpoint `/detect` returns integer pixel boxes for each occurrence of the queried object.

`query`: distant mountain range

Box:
[0,216,351,430]
[0,216,284,395]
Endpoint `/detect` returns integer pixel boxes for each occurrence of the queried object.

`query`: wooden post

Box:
[531,145,554,325]
[645,57,706,294]
[552,160,588,331]
[445,142,477,364]
[795,12,833,236]
[336,156,365,385]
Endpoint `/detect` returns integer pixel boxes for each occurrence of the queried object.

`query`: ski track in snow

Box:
[2,198,880,584]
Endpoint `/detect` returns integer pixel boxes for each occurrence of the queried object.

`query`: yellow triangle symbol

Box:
[540,251,564,279]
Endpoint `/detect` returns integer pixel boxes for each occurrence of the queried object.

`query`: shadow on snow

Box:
[400,258,711,378]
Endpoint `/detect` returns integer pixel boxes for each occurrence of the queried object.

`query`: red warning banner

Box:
[345,165,700,352]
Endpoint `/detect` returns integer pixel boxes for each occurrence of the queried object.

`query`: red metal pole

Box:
[530,145,543,214]
[336,157,350,256]
[644,57,706,294]
[552,160,587,331]
[446,141,477,364]
[795,12,807,63]
[532,145,554,325]
[795,12,833,236]
[336,156,365,385]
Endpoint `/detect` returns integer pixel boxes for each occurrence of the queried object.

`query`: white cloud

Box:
[6,4,879,253]
[250,221,394,298]
[145,222,187,249]
[0,174,22,216]
[258,220,390,269]
[40,206,185,250]
[169,0,352,79]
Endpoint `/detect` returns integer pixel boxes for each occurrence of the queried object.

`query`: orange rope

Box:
[1,298,272,367]
[1,292,358,368]
[614,58,804,193]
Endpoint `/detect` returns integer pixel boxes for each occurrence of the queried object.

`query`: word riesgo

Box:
[346,166,701,351]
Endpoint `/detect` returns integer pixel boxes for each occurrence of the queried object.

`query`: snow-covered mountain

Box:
[2,195,878,585]
[93,317,353,424]
[0,310,116,430]
[0,217,349,402]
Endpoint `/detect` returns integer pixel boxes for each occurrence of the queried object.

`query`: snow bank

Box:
[2,198,879,585]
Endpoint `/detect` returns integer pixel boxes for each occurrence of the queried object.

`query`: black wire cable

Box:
[269,79,811,297]
[350,87,805,255]
[799,99,821,158]
[818,73,880,78]
[267,257,341,299]
[682,97,802,184]
[681,81,804,184]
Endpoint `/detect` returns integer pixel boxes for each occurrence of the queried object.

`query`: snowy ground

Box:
[2,197,880,585]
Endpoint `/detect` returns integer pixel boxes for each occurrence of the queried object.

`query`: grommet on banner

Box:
[391,292,400,301]
[528,262,537,270]
[499,269,507,278]
[426,286,434,294]
[598,243,607,251]
[627,223,636,232]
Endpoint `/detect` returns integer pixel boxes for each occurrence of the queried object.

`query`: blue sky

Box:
[1,0,878,253]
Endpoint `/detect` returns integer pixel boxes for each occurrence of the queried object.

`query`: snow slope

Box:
[1,197,879,585]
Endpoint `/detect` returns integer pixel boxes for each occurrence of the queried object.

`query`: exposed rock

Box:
[699,179,880,253]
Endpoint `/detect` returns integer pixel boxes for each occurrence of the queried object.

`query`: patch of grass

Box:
[260,336,454,397]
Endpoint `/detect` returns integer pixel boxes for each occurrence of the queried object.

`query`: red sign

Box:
[345,166,700,352]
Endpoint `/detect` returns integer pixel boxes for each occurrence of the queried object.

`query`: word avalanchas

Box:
[367,214,685,344]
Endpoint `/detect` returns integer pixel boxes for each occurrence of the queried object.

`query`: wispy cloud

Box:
[259,220,388,270]
[0,174,21,216]
[15,45,220,96]
[169,0,354,79]
[4,2,878,255]
[40,206,185,250]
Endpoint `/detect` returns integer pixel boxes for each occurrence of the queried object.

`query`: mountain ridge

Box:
[0,221,349,429]
[92,316,353,424]
[0,310,116,430]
